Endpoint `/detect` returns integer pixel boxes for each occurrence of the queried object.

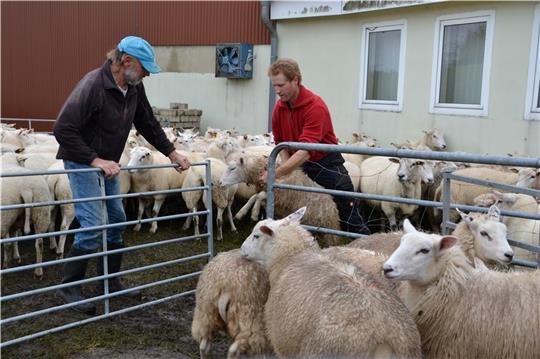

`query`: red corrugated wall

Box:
[1,1,270,130]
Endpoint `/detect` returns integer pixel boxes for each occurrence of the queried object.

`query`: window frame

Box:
[430,10,495,117]
[358,19,407,112]
[524,4,540,121]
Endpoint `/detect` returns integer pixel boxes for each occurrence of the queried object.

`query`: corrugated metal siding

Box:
[1,1,270,127]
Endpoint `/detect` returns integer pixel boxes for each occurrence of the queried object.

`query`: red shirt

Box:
[272,85,338,162]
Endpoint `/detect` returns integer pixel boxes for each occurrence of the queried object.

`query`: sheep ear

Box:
[509,167,519,173]
[284,207,306,225]
[260,225,273,236]
[402,218,416,233]
[388,157,400,163]
[456,208,467,220]
[439,235,457,251]
[487,205,500,221]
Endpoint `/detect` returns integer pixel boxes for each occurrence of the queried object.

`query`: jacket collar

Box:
[102,60,136,96]
[277,85,312,110]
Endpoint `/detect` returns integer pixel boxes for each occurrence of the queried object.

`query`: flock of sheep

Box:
[192,205,539,358]
[1,122,539,357]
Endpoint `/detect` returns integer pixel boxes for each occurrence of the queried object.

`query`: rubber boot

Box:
[97,242,141,300]
[56,246,97,315]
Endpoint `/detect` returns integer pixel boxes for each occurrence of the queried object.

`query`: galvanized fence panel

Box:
[0,160,214,348]
[266,142,540,264]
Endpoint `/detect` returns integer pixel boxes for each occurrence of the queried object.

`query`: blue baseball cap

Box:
[118,36,161,74]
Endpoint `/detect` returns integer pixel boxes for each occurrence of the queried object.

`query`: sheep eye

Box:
[416,248,430,255]
[480,231,492,241]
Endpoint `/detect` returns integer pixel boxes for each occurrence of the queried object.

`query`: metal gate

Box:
[0,160,214,348]
[265,142,540,267]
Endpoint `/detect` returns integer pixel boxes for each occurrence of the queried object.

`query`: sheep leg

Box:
[149,197,165,233]
[2,233,12,268]
[182,212,193,231]
[13,240,21,264]
[133,198,145,232]
[381,202,398,231]
[216,207,224,241]
[192,207,200,237]
[250,192,266,222]
[234,194,258,221]
[48,205,58,251]
[34,237,44,279]
[227,200,237,232]
[56,207,74,259]
[199,337,212,359]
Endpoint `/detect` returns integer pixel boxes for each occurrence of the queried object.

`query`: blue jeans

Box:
[64,160,126,251]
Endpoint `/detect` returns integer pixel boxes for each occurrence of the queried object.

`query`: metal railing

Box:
[266,142,540,267]
[0,160,214,348]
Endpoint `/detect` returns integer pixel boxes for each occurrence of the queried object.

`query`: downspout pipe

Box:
[261,1,278,132]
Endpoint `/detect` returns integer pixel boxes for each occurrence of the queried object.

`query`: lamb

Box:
[383,219,540,359]
[127,146,191,233]
[1,167,52,278]
[360,156,434,230]
[191,249,271,359]
[181,157,238,241]
[474,191,539,263]
[240,207,422,358]
[219,155,341,245]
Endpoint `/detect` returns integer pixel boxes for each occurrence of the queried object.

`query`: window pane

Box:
[439,21,486,105]
[366,29,400,101]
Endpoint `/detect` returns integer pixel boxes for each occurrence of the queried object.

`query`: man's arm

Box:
[275,149,309,178]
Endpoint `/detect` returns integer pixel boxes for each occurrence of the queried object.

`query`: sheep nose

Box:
[398,174,405,181]
[383,267,394,275]
[442,144,447,149]
[504,252,514,261]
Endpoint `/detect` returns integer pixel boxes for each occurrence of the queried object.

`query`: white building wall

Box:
[143,45,271,135]
[276,1,539,156]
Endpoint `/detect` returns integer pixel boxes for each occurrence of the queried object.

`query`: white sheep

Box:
[403,128,447,151]
[360,156,434,230]
[383,219,540,359]
[17,152,59,172]
[240,207,422,358]
[474,191,539,263]
[1,167,51,278]
[515,167,540,189]
[220,155,341,245]
[181,157,238,241]
[127,146,190,233]
[191,249,271,359]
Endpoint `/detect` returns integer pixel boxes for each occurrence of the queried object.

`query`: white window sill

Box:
[360,102,402,112]
[430,105,487,117]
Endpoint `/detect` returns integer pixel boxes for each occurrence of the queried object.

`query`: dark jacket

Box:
[54,60,174,165]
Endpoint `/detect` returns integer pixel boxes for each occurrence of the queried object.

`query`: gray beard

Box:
[124,68,142,86]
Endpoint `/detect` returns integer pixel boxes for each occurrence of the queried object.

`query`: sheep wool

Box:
[191,249,271,359]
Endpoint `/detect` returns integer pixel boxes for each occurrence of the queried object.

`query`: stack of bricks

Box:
[153,102,202,130]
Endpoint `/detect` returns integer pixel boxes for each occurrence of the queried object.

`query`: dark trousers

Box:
[302,153,370,235]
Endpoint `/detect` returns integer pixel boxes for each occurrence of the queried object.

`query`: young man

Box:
[54,36,190,315]
[261,58,369,236]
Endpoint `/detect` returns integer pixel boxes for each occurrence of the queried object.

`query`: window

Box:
[525,4,540,120]
[359,20,406,112]
[430,11,494,116]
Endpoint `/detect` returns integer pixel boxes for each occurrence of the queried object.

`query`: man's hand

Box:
[90,158,121,178]
[168,151,191,172]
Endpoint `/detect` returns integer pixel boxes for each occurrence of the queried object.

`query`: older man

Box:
[54,36,190,315]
